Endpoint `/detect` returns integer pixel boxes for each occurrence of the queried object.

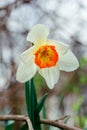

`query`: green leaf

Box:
[41,106,47,130]
[25,79,41,130]
[37,93,48,113]
[38,95,47,130]
[42,105,46,119]
[25,79,37,127]
[5,121,14,130]
[64,116,71,124]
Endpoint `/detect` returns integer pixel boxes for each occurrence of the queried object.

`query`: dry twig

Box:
[40,118,82,130]
[0,115,82,130]
[0,115,33,130]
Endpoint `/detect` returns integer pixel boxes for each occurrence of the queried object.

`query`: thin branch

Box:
[0,115,33,130]
[0,115,82,130]
[25,116,34,130]
[40,118,82,130]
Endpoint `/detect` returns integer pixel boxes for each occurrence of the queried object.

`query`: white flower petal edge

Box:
[38,65,60,89]
[58,50,79,72]
[27,24,49,45]
[16,62,37,82]
[48,39,69,57]
[20,46,35,65]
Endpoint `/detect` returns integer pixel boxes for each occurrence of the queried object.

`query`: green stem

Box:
[25,79,41,130]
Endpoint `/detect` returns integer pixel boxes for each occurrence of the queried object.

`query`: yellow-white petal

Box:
[27,24,49,45]
[58,50,79,72]
[38,65,60,89]
[20,46,35,65]
[48,39,69,57]
[16,62,37,82]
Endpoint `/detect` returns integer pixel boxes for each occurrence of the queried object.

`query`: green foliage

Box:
[4,121,14,130]
[25,80,37,126]
[64,116,71,124]
[61,81,80,95]
[79,57,87,85]
[76,116,87,128]
[24,79,41,130]
[20,78,47,130]
[72,96,87,128]
[41,106,47,130]
[72,96,84,113]
[79,57,87,69]
[79,75,87,84]
[72,57,87,128]
[37,93,48,113]
[60,56,87,129]
[34,73,45,88]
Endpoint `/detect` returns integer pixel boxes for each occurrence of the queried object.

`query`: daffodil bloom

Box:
[16,24,79,89]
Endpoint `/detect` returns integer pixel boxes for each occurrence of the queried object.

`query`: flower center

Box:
[34,45,58,68]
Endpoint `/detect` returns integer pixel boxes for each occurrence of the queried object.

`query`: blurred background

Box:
[0,0,87,130]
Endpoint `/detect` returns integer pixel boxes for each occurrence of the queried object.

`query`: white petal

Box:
[20,46,35,65]
[16,62,37,82]
[27,24,49,45]
[38,65,60,89]
[58,50,79,72]
[48,39,69,56]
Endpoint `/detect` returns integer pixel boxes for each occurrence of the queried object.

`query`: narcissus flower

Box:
[16,24,79,89]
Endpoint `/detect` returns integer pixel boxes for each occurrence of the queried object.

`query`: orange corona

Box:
[34,45,58,68]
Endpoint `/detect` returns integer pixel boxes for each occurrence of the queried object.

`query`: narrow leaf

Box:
[25,79,41,130]
[41,106,47,130]
[64,115,71,124]
[58,94,64,109]
[25,79,37,127]
[37,93,48,113]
